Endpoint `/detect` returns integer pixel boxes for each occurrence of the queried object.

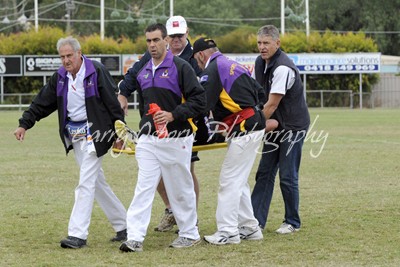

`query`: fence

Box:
[0,90,357,110]
[371,74,400,108]
[0,93,141,111]
[0,93,35,111]
[2,89,400,111]
[306,90,354,108]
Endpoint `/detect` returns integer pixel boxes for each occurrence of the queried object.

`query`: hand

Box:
[14,127,26,141]
[153,111,174,125]
[118,94,129,116]
[265,119,279,132]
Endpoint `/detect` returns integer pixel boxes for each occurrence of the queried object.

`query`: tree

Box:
[0,0,398,55]
[361,0,400,56]
[310,0,400,56]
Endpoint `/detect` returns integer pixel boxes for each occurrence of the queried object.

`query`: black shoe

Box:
[110,229,127,242]
[60,236,87,249]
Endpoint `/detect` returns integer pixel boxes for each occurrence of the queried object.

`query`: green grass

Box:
[1,109,400,266]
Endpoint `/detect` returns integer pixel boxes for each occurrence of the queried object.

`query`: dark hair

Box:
[145,23,168,39]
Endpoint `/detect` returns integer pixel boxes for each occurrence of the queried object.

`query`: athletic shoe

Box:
[175,219,199,234]
[154,209,176,232]
[275,223,300,234]
[169,236,201,248]
[239,226,263,240]
[60,236,87,249]
[204,231,240,245]
[110,229,127,242]
[119,240,143,252]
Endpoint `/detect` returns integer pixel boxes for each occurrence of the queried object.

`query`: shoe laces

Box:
[127,240,142,247]
[174,237,192,245]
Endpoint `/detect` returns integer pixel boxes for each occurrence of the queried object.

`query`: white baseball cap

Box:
[166,15,187,35]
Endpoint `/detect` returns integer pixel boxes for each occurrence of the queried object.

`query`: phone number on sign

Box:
[302,64,377,71]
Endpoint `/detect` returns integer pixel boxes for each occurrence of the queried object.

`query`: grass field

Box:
[1,109,400,266]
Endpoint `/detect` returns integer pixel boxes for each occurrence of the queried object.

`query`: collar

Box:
[67,57,86,81]
[146,50,174,71]
[167,39,189,56]
[206,51,222,68]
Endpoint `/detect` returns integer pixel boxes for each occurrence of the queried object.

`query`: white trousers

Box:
[69,139,127,239]
[126,134,199,242]
[216,130,264,234]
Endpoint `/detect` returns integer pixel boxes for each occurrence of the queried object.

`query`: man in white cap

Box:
[117,16,209,233]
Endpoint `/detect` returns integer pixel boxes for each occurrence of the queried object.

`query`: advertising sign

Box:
[226,53,381,74]
[20,53,381,76]
[121,54,144,74]
[226,54,258,74]
[0,56,23,76]
[24,55,122,76]
[87,55,121,75]
[287,53,381,74]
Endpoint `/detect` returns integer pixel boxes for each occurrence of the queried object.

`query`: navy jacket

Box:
[135,50,206,137]
[119,40,201,116]
[254,49,310,131]
[18,56,124,157]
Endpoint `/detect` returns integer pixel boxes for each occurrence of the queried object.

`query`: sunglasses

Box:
[169,34,185,39]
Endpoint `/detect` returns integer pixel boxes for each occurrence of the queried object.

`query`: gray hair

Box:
[257,25,280,40]
[56,36,81,52]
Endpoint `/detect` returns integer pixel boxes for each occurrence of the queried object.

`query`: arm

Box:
[96,63,124,123]
[263,93,283,119]
[16,72,59,134]
[117,52,151,115]
[200,70,221,113]
[263,66,294,119]
[170,62,207,121]
[14,73,58,141]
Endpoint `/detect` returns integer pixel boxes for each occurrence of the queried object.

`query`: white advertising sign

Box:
[288,53,381,74]
[225,53,381,74]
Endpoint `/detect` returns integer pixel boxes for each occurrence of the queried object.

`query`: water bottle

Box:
[147,103,168,138]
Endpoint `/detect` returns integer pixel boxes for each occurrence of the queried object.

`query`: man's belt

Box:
[222,107,256,130]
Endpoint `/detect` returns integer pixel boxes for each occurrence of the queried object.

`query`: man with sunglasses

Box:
[117,16,208,233]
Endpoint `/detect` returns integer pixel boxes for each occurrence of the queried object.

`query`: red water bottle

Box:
[147,103,168,138]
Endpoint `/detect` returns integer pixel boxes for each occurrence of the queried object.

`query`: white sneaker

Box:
[204,231,240,245]
[239,226,263,240]
[275,223,300,234]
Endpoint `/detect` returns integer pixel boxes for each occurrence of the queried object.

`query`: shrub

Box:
[0,25,380,99]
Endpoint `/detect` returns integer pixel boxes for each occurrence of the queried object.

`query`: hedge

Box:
[1,25,379,102]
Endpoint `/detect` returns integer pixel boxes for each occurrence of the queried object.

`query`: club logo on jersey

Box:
[200,75,208,82]
[230,63,237,76]
[144,73,149,79]
[88,80,94,86]
[161,69,169,78]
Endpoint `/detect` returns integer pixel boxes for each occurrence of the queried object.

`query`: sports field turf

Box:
[1,109,399,266]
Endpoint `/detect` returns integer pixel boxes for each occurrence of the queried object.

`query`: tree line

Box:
[0,0,399,56]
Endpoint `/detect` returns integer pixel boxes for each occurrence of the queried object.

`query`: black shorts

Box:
[191,114,209,163]
[191,151,200,162]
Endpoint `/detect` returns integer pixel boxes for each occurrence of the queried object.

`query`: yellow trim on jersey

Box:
[240,120,246,132]
[219,89,242,113]
[182,97,198,132]
[188,118,198,132]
